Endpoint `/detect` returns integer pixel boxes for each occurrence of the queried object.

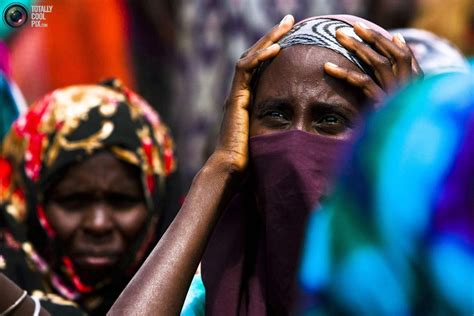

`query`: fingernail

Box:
[356,21,370,29]
[396,33,406,43]
[279,14,293,27]
[339,28,361,41]
[339,28,353,37]
[325,62,338,68]
[266,43,280,51]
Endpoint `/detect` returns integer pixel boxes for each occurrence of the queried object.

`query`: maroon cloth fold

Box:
[202,130,349,315]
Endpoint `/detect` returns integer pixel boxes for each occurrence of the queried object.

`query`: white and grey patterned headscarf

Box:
[278,17,370,72]
[252,15,392,86]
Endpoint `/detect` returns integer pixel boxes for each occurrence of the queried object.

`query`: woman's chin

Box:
[72,255,120,284]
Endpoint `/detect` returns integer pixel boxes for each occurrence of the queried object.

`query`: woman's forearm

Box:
[108,154,240,315]
[0,273,50,316]
[107,16,296,315]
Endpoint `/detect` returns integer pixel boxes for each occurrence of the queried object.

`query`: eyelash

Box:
[313,112,353,136]
[262,110,288,120]
[256,106,292,128]
[315,113,349,125]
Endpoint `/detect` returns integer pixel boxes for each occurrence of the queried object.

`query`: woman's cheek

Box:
[45,204,82,240]
[115,204,148,238]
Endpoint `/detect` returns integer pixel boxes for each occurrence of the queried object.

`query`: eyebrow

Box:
[254,97,360,117]
[310,100,360,117]
[253,98,290,111]
[51,176,142,194]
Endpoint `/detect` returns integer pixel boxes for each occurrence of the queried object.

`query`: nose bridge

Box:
[82,201,113,233]
[293,117,305,131]
[293,101,308,132]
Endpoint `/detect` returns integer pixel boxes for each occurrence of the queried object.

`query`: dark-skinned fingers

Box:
[392,38,412,80]
[237,43,281,72]
[409,46,424,78]
[392,33,424,78]
[215,17,292,173]
[353,23,413,82]
[353,23,411,63]
[324,62,386,104]
[335,29,398,92]
[226,43,281,113]
[352,22,393,57]
[390,32,414,81]
[244,15,294,57]
[231,43,281,94]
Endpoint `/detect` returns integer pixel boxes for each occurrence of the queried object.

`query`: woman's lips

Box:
[73,254,118,268]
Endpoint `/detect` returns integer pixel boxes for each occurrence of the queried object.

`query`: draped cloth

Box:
[203,130,348,315]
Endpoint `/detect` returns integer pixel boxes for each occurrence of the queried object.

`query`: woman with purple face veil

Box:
[298,68,474,315]
[110,15,421,315]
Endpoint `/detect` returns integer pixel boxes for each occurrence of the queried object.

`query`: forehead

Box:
[254,45,365,106]
[69,152,130,172]
[52,152,142,192]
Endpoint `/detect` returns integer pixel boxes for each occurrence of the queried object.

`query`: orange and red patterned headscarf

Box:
[0,80,176,303]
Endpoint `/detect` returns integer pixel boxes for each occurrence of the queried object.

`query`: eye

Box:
[319,115,343,125]
[254,100,293,130]
[48,192,144,212]
[313,114,351,135]
[264,110,287,120]
[106,193,144,210]
[49,193,90,211]
[258,109,291,129]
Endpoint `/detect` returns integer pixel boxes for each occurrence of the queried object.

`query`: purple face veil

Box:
[250,131,348,312]
[202,131,349,314]
[202,15,389,315]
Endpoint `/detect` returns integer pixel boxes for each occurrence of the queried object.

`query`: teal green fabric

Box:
[181,274,205,316]
[0,73,19,141]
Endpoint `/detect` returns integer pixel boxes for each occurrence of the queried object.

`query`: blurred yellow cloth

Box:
[412,0,474,55]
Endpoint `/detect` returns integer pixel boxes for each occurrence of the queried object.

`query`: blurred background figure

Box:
[298,68,474,315]
[0,81,180,315]
[390,28,469,76]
